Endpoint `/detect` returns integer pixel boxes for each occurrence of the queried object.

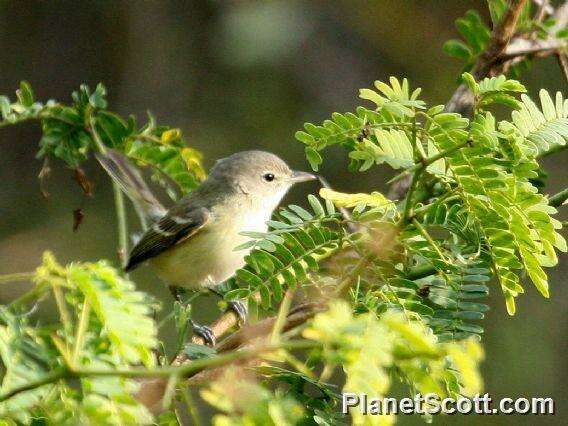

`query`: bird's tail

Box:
[96,150,167,225]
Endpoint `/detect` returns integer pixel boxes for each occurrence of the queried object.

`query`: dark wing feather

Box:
[96,150,167,222]
[125,206,210,271]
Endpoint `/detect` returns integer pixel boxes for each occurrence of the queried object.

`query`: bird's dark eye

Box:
[263,173,275,182]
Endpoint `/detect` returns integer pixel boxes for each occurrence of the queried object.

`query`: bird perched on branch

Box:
[97,150,316,345]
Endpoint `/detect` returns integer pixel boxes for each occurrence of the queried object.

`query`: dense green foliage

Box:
[0,2,567,425]
[293,74,565,315]
[0,82,205,200]
[0,254,157,424]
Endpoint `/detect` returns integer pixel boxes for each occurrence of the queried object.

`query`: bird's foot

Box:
[208,288,248,326]
[227,300,248,326]
[190,320,216,346]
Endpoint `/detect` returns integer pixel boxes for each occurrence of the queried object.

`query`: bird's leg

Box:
[169,285,216,346]
[208,288,248,326]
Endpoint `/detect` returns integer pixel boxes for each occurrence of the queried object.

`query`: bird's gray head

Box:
[208,150,316,207]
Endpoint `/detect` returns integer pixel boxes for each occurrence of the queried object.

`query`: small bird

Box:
[97,150,316,344]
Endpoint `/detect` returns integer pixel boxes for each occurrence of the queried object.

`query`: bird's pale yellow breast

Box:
[150,203,270,289]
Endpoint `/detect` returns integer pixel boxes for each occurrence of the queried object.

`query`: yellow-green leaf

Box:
[319,188,393,209]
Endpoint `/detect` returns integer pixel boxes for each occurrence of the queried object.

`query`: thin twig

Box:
[479,0,530,73]
[392,0,553,200]
[556,51,568,82]
[503,38,566,58]
[400,118,424,223]
[0,340,318,403]
[0,272,34,284]
[446,0,530,114]
[389,138,471,186]
[216,302,326,353]
[72,301,91,366]
[534,0,551,23]
[549,187,568,207]
[9,281,50,309]
[52,284,72,336]
[161,374,179,411]
[401,168,423,223]
[412,218,448,262]
[0,105,74,130]
[51,334,73,366]
[270,289,295,343]
[0,369,67,403]
[88,117,129,268]
[113,186,129,267]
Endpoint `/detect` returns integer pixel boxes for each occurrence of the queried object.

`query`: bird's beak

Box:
[290,170,317,183]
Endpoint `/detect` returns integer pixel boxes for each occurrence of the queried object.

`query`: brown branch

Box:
[498,1,568,73]
[534,0,552,23]
[503,37,566,58]
[186,302,327,387]
[136,301,327,413]
[557,52,568,82]
[450,0,568,116]
[216,301,326,353]
[478,0,530,75]
[390,0,567,200]
[446,0,529,115]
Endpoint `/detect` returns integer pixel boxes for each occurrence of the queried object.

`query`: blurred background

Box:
[0,1,566,424]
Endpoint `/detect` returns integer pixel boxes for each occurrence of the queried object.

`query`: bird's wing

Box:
[96,150,167,222]
[125,206,210,272]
